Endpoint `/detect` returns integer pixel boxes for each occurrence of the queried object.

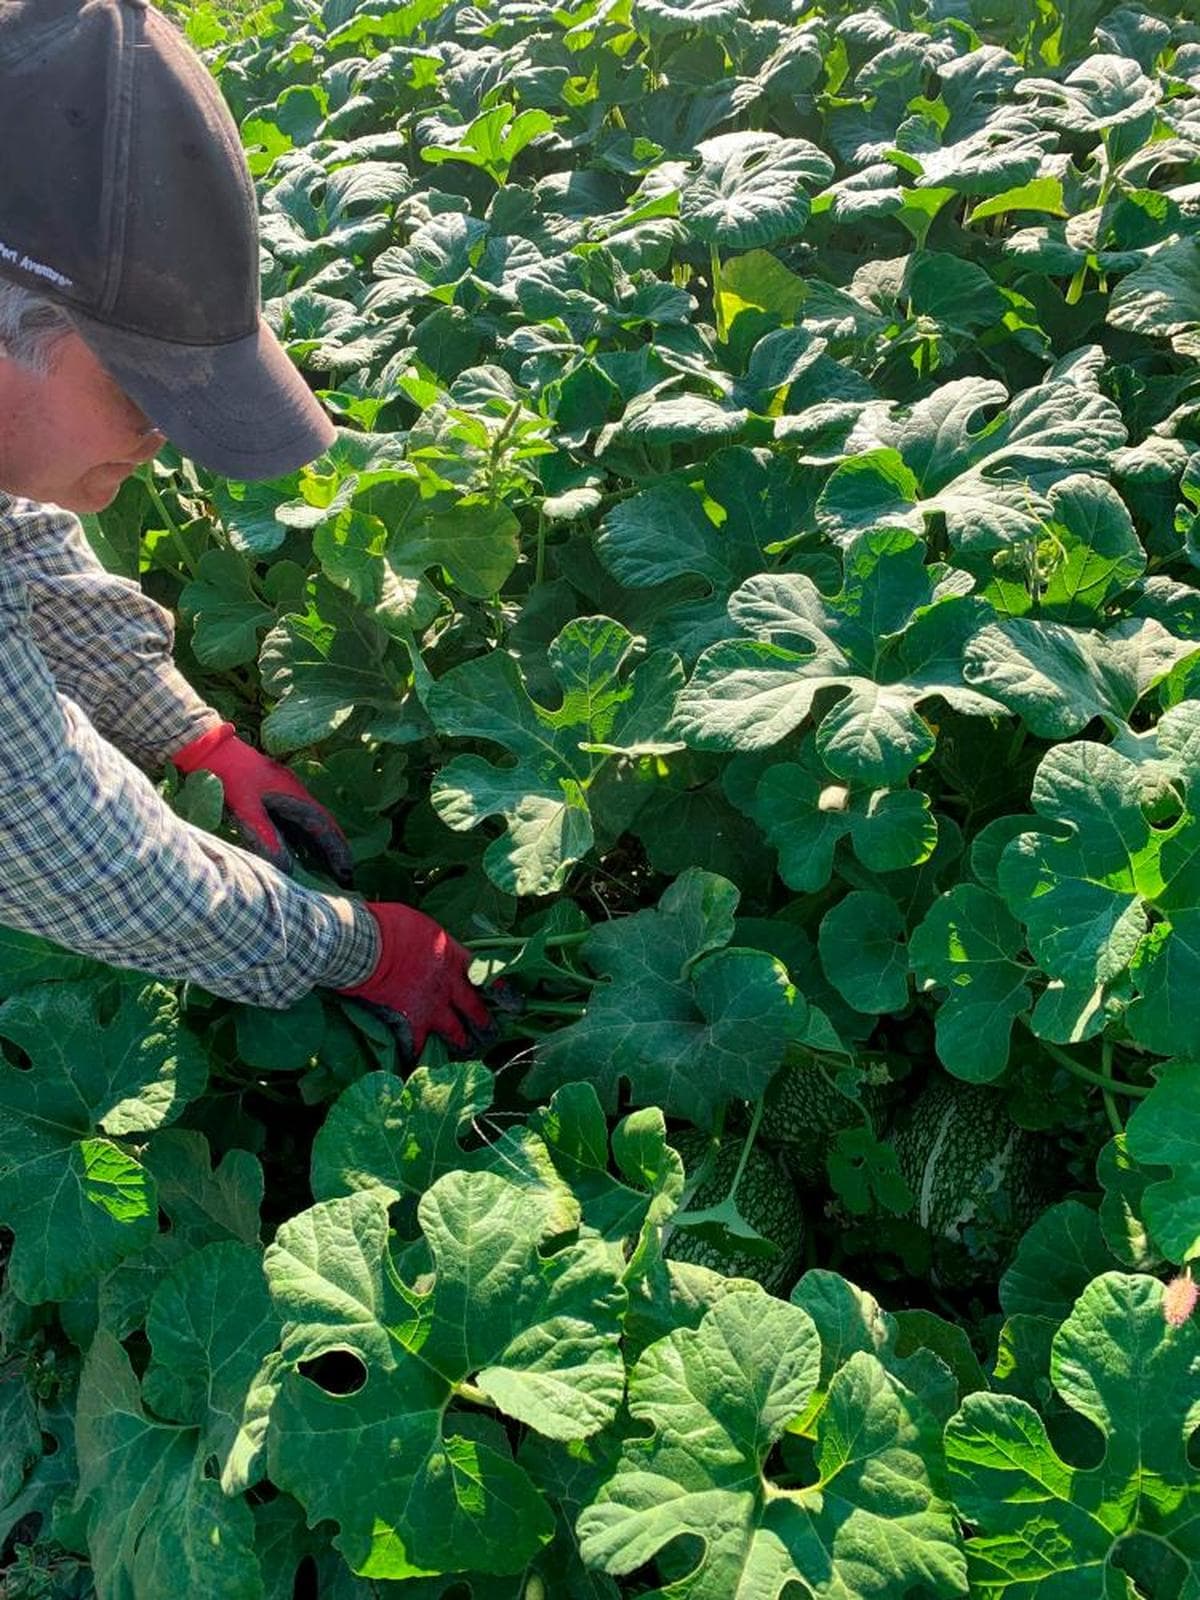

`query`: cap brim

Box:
[70,312,337,482]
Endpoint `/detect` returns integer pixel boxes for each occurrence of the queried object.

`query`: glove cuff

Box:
[333,904,387,997]
[170,721,239,773]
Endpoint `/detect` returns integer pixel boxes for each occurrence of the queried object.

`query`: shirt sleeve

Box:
[0,561,380,1007]
[0,492,221,767]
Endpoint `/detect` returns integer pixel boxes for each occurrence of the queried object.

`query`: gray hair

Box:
[0,279,74,374]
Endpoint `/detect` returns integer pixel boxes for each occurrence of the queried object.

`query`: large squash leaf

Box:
[638,131,833,248]
[578,1290,967,1599]
[527,868,837,1128]
[946,1273,1200,1596]
[0,979,206,1303]
[265,1172,626,1580]
[676,527,1000,778]
[429,616,683,895]
[72,1242,281,1599]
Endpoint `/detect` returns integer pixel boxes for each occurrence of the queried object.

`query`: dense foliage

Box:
[4,0,1200,1592]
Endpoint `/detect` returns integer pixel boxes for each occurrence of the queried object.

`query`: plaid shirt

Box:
[0,490,380,1006]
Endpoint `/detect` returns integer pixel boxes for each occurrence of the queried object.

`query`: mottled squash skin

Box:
[892,1079,1056,1289]
[757,1051,902,1185]
[664,1127,806,1297]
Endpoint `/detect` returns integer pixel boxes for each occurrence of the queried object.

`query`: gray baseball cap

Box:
[0,0,336,480]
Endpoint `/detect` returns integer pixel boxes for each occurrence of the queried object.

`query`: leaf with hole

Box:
[265,1173,625,1580]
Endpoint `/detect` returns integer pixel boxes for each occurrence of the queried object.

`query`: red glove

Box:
[171,722,354,888]
[335,902,493,1058]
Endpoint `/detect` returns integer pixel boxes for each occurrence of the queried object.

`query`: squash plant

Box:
[4,0,1200,1593]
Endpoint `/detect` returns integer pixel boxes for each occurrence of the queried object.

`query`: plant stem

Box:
[454,1379,490,1408]
[710,242,726,343]
[1099,1038,1124,1136]
[520,999,588,1017]
[140,468,202,580]
[728,1096,765,1196]
[1035,1035,1149,1100]
[661,1107,727,1251]
[1065,262,1088,305]
[534,510,547,588]
[466,931,590,950]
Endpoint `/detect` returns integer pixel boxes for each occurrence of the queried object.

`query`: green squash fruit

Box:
[758,1051,902,1186]
[891,1077,1057,1289]
[664,1128,806,1297]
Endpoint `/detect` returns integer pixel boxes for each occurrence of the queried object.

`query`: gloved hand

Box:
[334,901,494,1058]
[170,721,354,888]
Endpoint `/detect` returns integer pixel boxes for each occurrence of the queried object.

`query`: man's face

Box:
[0,330,166,513]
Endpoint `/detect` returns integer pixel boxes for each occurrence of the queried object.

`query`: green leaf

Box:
[617,390,750,447]
[800,1267,966,1433]
[391,494,520,600]
[596,447,809,660]
[422,104,556,185]
[295,467,521,608]
[0,1354,42,1510]
[0,979,206,1303]
[1097,1133,1163,1272]
[577,1292,966,1600]
[212,477,297,556]
[962,615,1198,739]
[1035,473,1146,622]
[997,703,1200,1049]
[905,251,1009,334]
[530,1084,685,1278]
[141,1241,281,1487]
[792,1268,965,1431]
[887,49,1054,196]
[429,616,683,896]
[677,528,999,778]
[0,925,97,995]
[1124,1061,1200,1263]
[324,0,445,46]
[745,739,937,892]
[527,869,830,1128]
[61,1128,265,1349]
[1020,54,1160,133]
[311,1063,567,1217]
[73,1243,280,1597]
[997,746,1153,992]
[998,1200,1122,1321]
[168,768,225,834]
[638,131,834,249]
[369,213,489,309]
[909,886,1034,1081]
[1108,236,1200,358]
[829,1124,915,1217]
[266,1174,625,1580]
[179,549,275,669]
[259,577,418,753]
[964,176,1068,224]
[235,992,325,1074]
[634,0,745,37]
[817,368,1126,554]
[818,890,909,1015]
[720,249,809,321]
[893,1309,990,1409]
[945,1273,1200,1595]
[814,448,923,543]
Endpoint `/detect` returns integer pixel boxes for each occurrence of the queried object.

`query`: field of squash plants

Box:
[4,0,1200,1592]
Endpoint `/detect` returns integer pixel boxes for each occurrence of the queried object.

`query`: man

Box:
[0,0,491,1057]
